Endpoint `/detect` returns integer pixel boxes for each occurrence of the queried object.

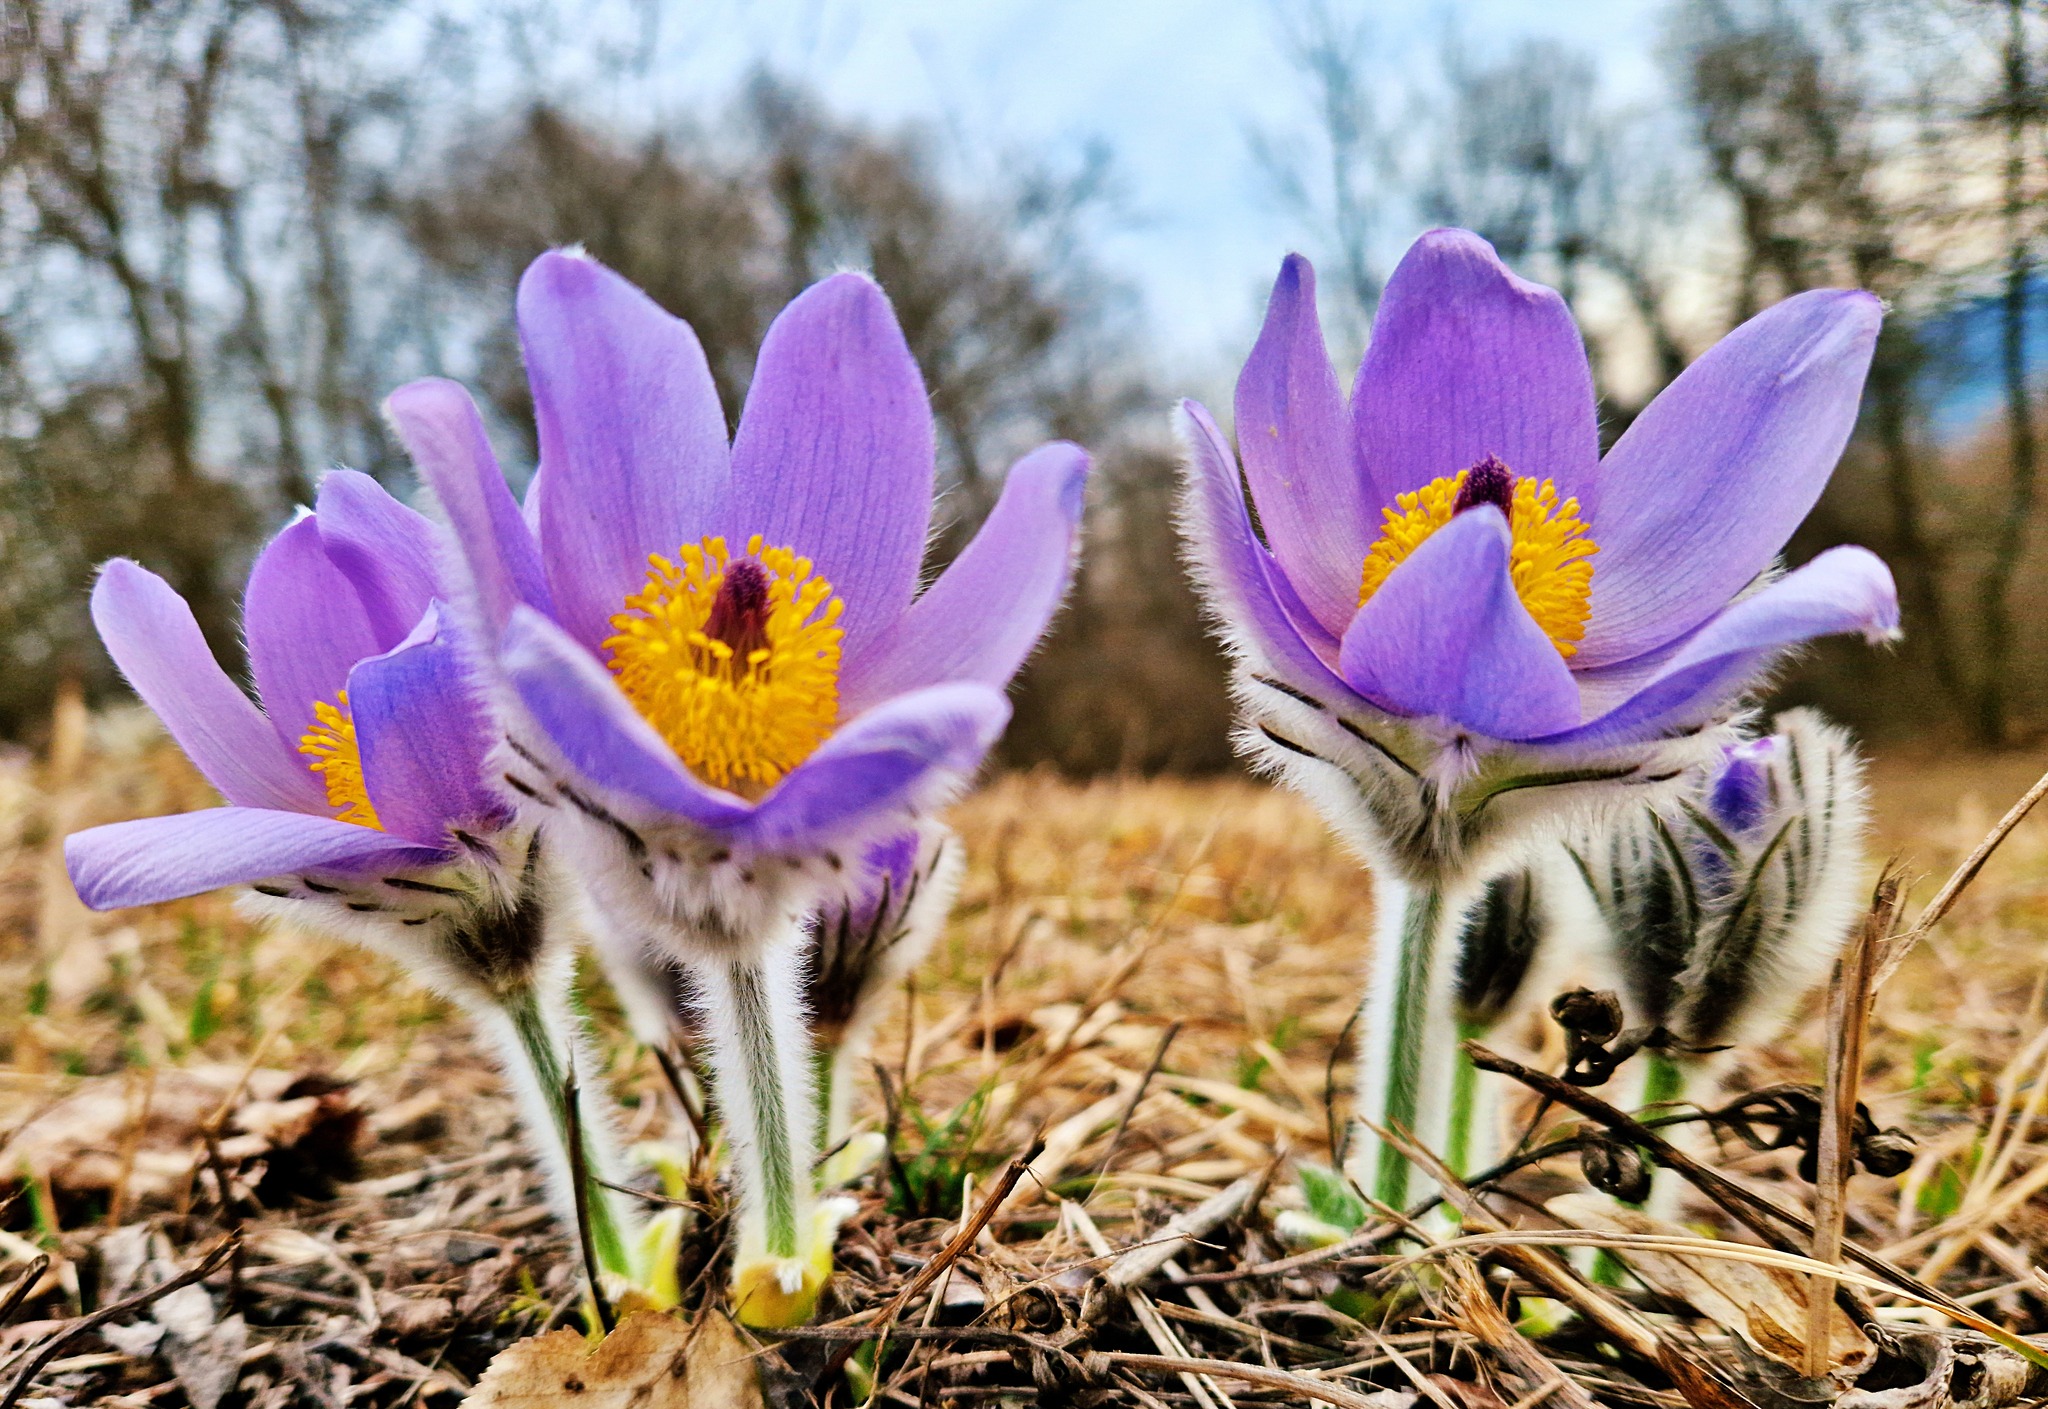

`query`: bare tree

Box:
[1672,0,2047,745]
[1421,35,1701,418]
[1973,0,2045,746]
[1250,0,1402,352]
[0,0,427,730]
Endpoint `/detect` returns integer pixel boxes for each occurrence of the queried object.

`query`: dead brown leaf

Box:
[465,1310,764,1409]
[0,1066,359,1208]
[1657,1341,1765,1409]
[1548,1194,1874,1378]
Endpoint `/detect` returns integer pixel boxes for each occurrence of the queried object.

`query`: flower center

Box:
[299,691,383,829]
[1357,455,1598,657]
[604,534,844,797]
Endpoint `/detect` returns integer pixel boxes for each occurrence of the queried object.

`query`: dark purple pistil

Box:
[704,558,772,663]
[1453,454,1516,516]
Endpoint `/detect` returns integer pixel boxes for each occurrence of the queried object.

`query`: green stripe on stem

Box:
[504,984,629,1276]
[1641,1052,1686,1108]
[1372,883,1444,1211]
[812,1042,837,1156]
[1445,1018,1486,1180]
[722,957,805,1259]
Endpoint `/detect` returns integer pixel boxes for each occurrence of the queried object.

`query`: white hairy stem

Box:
[688,921,818,1267]
[1347,874,1476,1210]
[474,959,639,1278]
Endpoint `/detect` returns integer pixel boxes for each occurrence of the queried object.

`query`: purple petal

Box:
[350,607,509,846]
[844,442,1087,711]
[1235,255,1373,633]
[859,829,921,897]
[1176,401,1367,708]
[1337,507,1580,739]
[1542,547,1899,747]
[742,684,1009,851]
[66,809,441,911]
[1578,289,1882,666]
[1352,228,1599,514]
[522,461,546,536]
[314,470,441,651]
[498,606,753,830]
[387,378,554,641]
[520,251,731,652]
[244,515,382,755]
[90,561,323,813]
[727,273,934,661]
[1708,737,1778,835]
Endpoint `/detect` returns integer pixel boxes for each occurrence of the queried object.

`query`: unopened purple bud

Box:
[1453,454,1516,516]
[1708,737,1778,836]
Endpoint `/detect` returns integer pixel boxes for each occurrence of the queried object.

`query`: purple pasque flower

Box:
[386,251,1088,956]
[1577,709,1869,1055]
[65,473,649,1282]
[1183,229,1898,876]
[66,472,515,945]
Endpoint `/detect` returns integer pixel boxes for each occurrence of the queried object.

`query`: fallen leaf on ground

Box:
[1548,1194,1874,1377]
[0,1066,359,1208]
[466,1310,764,1408]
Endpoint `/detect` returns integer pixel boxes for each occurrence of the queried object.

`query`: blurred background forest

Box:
[2,0,2045,771]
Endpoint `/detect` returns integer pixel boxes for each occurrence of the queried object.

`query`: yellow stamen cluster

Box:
[604,534,844,796]
[299,692,383,829]
[1357,467,1598,657]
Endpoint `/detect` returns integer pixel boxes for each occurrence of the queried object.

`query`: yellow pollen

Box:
[298,692,383,829]
[1357,466,1599,657]
[603,534,844,797]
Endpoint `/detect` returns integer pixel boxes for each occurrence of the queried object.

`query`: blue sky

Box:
[533,0,1669,386]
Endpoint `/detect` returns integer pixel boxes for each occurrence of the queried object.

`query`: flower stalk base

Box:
[692,933,830,1327]
[1349,877,1466,1212]
[499,983,633,1278]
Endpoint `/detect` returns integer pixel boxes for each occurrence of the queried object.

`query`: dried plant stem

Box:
[814,1140,1039,1390]
[1379,1123,1664,1363]
[1,1236,238,1409]
[1591,1054,1689,1288]
[0,1257,49,1330]
[561,1066,616,1335]
[1461,1040,2048,1366]
[1805,887,1886,1378]
[1069,1199,1233,1409]
[1092,1352,1390,1409]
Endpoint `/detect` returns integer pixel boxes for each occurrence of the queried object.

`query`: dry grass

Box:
[2,709,2048,1404]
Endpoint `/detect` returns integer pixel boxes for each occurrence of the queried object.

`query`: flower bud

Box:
[1550,987,1625,1044]
[1455,867,1544,1029]
[805,823,960,1052]
[1857,1127,1916,1178]
[1573,709,1869,1053]
[1580,1136,1653,1204]
[805,821,963,1145]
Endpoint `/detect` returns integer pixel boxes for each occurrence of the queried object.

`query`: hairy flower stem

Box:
[728,962,804,1258]
[690,929,825,1325]
[813,1045,838,1153]
[1446,1019,1487,1181]
[1350,877,1468,1211]
[500,983,631,1277]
